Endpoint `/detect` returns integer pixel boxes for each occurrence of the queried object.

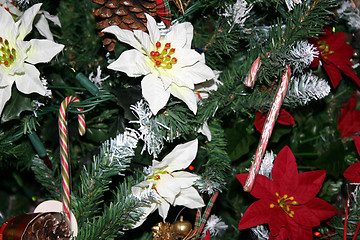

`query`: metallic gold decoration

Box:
[171,216,192,237]
[152,222,175,240]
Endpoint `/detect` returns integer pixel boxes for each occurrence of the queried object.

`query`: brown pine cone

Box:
[93,0,158,51]
[22,213,71,240]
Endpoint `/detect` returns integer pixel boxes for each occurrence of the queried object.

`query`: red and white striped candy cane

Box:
[59,96,86,227]
[244,65,291,192]
[244,57,261,88]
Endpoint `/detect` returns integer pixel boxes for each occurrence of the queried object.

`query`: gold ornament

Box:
[171,216,192,238]
[152,222,175,240]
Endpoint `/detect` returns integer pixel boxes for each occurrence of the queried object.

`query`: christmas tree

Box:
[1,0,360,239]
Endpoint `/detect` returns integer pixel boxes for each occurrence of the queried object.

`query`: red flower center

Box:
[0,37,16,67]
[318,40,334,60]
[150,41,177,69]
[270,192,298,218]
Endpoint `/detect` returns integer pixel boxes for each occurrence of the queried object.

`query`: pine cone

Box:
[22,213,71,240]
[93,0,157,51]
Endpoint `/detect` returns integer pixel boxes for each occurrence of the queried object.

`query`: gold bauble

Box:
[171,216,192,237]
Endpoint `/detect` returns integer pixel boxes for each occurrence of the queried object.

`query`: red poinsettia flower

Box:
[309,28,360,88]
[254,109,295,133]
[343,136,360,183]
[237,146,337,240]
[338,91,360,137]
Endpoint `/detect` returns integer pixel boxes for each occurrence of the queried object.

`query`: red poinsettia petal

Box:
[254,111,266,132]
[238,199,273,229]
[269,226,289,240]
[268,208,288,237]
[354,136,360,155]
[277,109,295,126]
[323,61,342,88]
[291,205,321,227]
[272,146,299,192]
[343,161,360,183]
[331,44,354,62]
[306,198,337,221]
[339,63,360,88]
[328,32,347,51]
[285,218,314,240]
[254,110,295,133]
[338,94,360,136]
[237,174,278,200]
[294,170,326,203]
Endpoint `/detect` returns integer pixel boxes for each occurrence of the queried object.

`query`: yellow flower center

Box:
[318,40,334,59]
[150,41,177,69]
[269,192,298,218]
[0,37,16,67]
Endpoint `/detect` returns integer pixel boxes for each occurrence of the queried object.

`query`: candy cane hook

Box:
[59,96,86,227]
[244,65,291,192]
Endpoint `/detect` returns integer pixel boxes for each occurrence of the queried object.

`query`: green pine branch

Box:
[31,155,61,200]
[196,119,232,193]
[72,131,138,226]
[75,174,150,240]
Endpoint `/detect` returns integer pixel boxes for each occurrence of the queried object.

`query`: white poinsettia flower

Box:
[0,3,64,115]
[1,0,61,40]
[131,139,205,227]
[103,14,215,115]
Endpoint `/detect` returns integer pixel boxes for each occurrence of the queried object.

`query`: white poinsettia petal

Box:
[41,11,61,27]
[0,69,12,87]
[145,13,160,46]
[157,139,198,172]
[0,7,16,39]
[152,159,162,170]
[15,63,46,95]
[155,173,180,204]
[158,74,172,90]
[141,74,170,115]
[174,187,205,209]
[8,41,29,76]
[108,49,150,77]
[198,121,212,141]
[132,181,152,196]
[0,85,13,115]
[177,62,216,86]
[102,26,142,51]
[6,3,22,17]
[195,79,218,93]
[17,3,42,40]
[183,22,194,49]
[34,14,54,40]
[170,83,198,114]
[173,49,201,68]
[172,171,201,189]
[158,199,170,221]
[131,202,158,229]
[134,30,151,53]
[26,39,64,64]
[165,22,193,49]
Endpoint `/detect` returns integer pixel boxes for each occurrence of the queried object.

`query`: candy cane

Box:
[244,65,291,192]
[59,96,86,227]
[244,57,261,88]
